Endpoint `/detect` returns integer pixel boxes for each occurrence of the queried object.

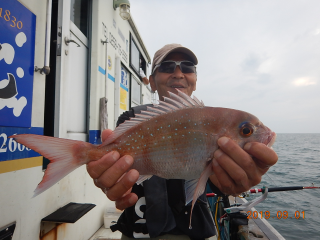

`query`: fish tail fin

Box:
[10,134,94,197]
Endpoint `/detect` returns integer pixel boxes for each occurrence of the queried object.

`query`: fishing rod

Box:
[206,185,320,198]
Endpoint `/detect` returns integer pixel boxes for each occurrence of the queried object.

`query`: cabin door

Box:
[54,0,90,141]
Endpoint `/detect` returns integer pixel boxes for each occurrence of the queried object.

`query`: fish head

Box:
[222,110,276,148]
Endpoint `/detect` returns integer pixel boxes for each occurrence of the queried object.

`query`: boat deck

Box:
[88,196,284,240]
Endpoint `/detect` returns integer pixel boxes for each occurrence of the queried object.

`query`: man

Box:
[87,44,278,239]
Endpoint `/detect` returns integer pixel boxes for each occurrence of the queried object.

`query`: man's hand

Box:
[86,129,139,210]
[210,137,278,195]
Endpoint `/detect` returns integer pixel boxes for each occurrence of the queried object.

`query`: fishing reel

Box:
[224,187,268,214]
[210,187,269,240]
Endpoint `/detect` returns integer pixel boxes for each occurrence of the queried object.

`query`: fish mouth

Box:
[265,131,276,147]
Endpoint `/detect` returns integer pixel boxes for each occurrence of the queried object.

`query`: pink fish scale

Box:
[109,108,217,179]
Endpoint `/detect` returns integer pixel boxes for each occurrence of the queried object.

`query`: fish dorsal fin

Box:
[168,92,193,107]
[100,89,205,147]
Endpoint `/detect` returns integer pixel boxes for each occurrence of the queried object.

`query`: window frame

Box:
[130,75,142,108]
[129,33,147,83]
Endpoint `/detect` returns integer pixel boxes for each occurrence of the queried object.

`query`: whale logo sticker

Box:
[0,0,36,127]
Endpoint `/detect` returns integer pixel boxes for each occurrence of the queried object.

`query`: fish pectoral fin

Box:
[187,162,214,229]
[185,163,214,205]
[136,175,153,185]
[185,179,199,206]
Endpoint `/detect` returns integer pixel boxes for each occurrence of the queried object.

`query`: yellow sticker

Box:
[120,88,127,110]
[108,55,112,70]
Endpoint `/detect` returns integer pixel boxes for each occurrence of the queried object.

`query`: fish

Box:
[10,89,276,228]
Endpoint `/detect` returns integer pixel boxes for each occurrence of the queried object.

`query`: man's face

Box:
[149,52,197,101]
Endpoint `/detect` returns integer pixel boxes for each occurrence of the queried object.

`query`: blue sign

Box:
[0,0,36,127]
[121,66,129,91]
[0,127,42,161]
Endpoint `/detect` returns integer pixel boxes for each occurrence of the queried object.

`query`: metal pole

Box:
[35,0,52,75]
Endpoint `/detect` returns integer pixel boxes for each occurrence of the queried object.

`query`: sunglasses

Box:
[152,61,197,74]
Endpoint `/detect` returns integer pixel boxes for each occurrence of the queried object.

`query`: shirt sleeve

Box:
[139,68,146,78]
[116,104,152,127]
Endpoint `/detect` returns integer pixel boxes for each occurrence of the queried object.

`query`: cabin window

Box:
[131,76,141,107]
[130,34,147,83]
[70,0,89,37]
[130,37,140,73]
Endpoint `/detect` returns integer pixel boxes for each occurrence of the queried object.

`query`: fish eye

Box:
[240,124,254,137]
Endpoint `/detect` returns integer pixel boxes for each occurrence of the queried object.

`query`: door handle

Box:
[64,37,80,47]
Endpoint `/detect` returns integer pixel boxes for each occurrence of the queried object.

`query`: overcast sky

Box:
[130,0,320,133]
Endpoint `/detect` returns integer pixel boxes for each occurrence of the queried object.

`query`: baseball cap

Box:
[151,44,198,74]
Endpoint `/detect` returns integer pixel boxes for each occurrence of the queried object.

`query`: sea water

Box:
[246,133,320,239]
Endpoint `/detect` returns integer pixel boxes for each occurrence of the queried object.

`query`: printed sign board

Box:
[0,0,36,127]
[0,126,42,162]
[108,55,112,70]
[120,65,129,110]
